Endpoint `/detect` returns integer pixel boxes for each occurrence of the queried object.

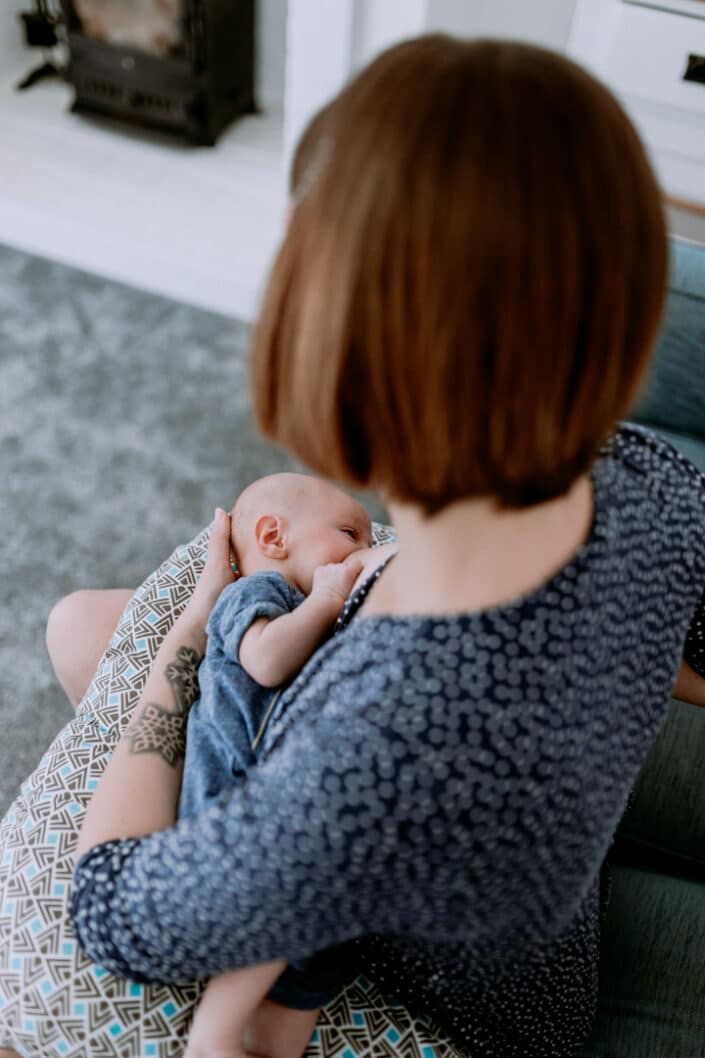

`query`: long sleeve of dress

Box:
[71,703,477,983]
[72,653,603,987]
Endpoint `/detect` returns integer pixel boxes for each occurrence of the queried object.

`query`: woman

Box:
[68,35,705,1058]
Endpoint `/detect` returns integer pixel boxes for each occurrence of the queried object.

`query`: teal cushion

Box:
[616,696,705,876]
[613,427,705,870]
[584,865,705,1057]
[632,238,705,441]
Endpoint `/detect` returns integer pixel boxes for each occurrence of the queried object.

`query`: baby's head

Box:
[231,472,372,594]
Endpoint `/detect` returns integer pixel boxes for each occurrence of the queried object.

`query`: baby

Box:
[181,472,394,1058]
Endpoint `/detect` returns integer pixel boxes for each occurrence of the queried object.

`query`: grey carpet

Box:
[0,243,386,815]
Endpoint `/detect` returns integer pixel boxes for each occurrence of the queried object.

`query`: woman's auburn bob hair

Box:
[251,35,668,514]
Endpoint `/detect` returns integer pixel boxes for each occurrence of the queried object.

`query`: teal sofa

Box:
[583,236,705,1057]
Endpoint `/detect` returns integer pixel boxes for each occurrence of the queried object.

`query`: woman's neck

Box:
[363,473,595,617]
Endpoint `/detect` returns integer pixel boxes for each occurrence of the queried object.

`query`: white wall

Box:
[351,0,427,68]
[424,0,578,50]
[257,0,287,108]
[0,7,31,65]
[283,0,356,168]
[283,0,581,171]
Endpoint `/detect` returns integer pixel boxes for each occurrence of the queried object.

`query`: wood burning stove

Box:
[60,0,256,145]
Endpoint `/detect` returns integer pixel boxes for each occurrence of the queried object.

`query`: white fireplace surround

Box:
[1,0,703,320]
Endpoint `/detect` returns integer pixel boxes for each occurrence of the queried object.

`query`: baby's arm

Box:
[239,557,362,687]
[184,960,318,1058]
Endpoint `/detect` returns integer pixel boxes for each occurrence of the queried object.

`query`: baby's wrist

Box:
[308,587,346,619]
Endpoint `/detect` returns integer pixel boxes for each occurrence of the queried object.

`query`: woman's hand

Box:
[184,508,238,632]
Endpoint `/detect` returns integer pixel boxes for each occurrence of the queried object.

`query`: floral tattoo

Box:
[124,646,201,767]
[164,647,201,713]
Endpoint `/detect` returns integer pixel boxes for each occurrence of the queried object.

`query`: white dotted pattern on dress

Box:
[71,424,705,1058]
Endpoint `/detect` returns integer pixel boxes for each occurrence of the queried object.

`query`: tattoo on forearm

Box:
[164,646,201,714]
[125,702,189,766]
[124,646,201,766]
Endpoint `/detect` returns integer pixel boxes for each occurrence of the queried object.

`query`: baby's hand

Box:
[311,554,364,610]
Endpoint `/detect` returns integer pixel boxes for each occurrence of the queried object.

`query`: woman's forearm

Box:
[75,612,206,860]
[74,508,235,861]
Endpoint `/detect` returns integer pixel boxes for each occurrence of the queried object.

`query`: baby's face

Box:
[287,488,373,594]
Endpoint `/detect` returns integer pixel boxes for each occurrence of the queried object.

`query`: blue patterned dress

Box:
[71,425,705,1058]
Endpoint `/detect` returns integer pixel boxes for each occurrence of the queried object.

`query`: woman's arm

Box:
[672,658,705,708]
[71,647,594,986]
[74,508,235,859]
[71,704,425,984]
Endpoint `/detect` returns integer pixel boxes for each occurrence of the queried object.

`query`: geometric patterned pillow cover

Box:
[0,523,463,1058]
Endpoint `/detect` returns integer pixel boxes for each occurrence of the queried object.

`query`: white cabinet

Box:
[569,0,705,209]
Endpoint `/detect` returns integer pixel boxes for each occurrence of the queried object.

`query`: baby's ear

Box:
[254,514,288,559]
